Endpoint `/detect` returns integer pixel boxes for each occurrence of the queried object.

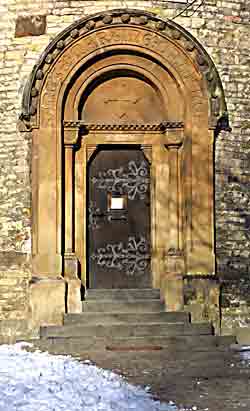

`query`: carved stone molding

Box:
[64,121,184,133]
[20,9,229,132]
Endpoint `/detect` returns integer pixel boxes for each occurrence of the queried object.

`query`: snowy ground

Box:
[0,343,178,411]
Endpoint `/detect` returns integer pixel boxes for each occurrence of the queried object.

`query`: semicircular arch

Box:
[20,9,229,132]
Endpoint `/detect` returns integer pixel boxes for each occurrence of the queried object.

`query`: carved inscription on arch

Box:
[41,73,60,127]
[41,27,205,124]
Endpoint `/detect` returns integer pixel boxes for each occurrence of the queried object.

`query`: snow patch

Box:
[0,343,178,411]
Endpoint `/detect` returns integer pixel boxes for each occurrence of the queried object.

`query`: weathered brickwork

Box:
[0,0,250,337]
[0,267,31,342]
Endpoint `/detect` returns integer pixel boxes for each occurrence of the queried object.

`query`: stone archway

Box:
[19,9,229,329]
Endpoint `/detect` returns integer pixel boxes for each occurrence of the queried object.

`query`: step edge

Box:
[42,321,210,330]
[41,330,213,338]
[82,299,164,303]
[42,321,196,331]
[65,312,189,317]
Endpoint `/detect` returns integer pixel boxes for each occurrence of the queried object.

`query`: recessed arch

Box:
[62,46,186,123]
[78,68,167,123]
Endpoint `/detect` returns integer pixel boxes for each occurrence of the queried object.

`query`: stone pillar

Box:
[64,126,81,313]
[162,131,185,311]
[29,125,66,332]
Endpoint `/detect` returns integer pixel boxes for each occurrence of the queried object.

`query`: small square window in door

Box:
[110,197,124,209]
[107,192,128,221]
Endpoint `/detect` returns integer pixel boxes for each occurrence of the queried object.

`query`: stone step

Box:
[77,352,250,379]
[64,311,190,325]
[169,365,250,379]
[40,322,213,339]
[85,288,161,301]
[103,334,236,351]
[26,340,242,371]
[78,348,241,363]
[25,339,249,379]
[82,300,165,312]
[27,335,236,354]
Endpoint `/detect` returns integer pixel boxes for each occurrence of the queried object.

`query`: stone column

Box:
[64,126,81,313]
[28,125,66,333]
[167,142,181,252]
[162,131,185,311]
[65,144,74,253]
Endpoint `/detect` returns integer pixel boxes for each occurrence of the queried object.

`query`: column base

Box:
[161,273,184,311]
[183,275,221,334]
[28,276,65,335]
[64,253,82,313]
[66,279,82,313]
[161,250,185,311]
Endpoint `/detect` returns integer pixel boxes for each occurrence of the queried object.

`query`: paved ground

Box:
[79,348,250,411]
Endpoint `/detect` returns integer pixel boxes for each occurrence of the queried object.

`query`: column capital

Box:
[64,127,79,146]
[164,130,184,149]
[167,248,184,257]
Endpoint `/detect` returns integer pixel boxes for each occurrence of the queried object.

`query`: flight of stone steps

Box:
[28,288,236,358]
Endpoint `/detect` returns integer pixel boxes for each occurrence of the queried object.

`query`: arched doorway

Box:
[20,9,229,327]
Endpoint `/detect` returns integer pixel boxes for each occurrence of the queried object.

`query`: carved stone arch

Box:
[20,9,229,131]
[19,9,230,330]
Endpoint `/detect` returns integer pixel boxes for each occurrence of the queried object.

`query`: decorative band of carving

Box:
[20,9,229,133]
[63,121,184,132]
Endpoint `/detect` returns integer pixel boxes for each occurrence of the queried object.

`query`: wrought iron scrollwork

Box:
[88,201,104,229]
[91,160,150,200]
[91,236,150,276]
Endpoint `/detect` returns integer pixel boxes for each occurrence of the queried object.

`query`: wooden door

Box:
[87,146,151,288]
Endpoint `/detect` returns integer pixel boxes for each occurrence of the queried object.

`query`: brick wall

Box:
[0,0,250,336]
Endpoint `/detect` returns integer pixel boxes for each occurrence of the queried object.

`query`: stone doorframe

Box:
[19,9,230,331]
[66,122,184,292]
